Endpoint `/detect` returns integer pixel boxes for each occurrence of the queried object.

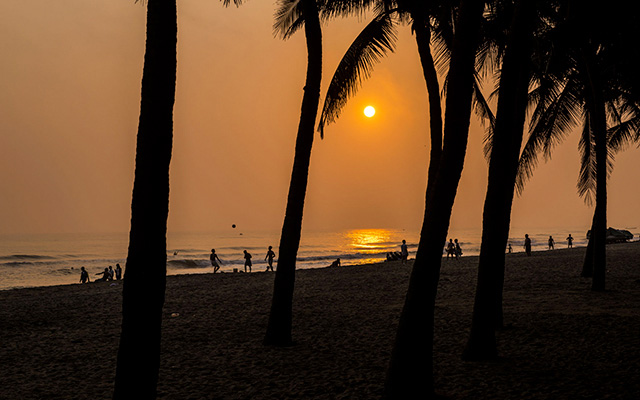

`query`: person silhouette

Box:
[548,235,555,250]
[566,234,574,248]
[445,239,455,259]
[507,243,513,253]
[79,266,90,283]
[329,258,341,267]
[264,246,276,271]
[95,268,110,281]
[400,240,409,264]
[454,239,462,259]
[243,250,252,273]
[115,263,122,280]
[210,249,222,273]
[108,266,115,280]
[524,234,532,256]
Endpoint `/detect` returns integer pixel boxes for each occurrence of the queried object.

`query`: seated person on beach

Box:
[95,268,110,282]
[79,267,90,283]
[329,258,341,267]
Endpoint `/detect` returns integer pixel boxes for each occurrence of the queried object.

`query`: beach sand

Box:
[1,243,639,399]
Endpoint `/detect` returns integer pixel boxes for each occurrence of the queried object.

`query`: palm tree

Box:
[113,1,240,398]
[319,0,460,204]
[263,0,323,346]
[383,1,486,396]
[462,0,539,361]
[515,0,638,292]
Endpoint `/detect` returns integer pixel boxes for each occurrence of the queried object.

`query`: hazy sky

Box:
[2,0,639,236]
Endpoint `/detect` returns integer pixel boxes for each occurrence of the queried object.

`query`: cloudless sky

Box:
[1,0,639,236]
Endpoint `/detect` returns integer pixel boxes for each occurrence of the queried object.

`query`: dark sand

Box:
[1,243,639,399]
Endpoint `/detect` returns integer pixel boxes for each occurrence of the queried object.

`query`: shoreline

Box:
[1,243,639,399]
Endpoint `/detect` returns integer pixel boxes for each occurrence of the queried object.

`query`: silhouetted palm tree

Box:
[263,0,323,346]
[113,1,240,398]
[319,0,454,200]
[515,0,639,292]
[462,0,539,361]
[383,1,486,397]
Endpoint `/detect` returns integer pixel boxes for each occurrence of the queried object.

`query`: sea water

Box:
[0,226,630,290]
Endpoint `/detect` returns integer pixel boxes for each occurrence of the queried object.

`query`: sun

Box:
[364,105,376,118]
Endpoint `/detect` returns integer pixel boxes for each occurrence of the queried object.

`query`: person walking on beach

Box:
[566,234,574,248]
[79,266,90,283]
[524,234,532,256]
[454,239,462,259]
[400,240,409,264]
[210,249,222,273]
[445,239,455,259]
[115,263,122,280]
[507,243,513,253]
[264,246,276,272]
[243,250,252,273]
[548,236,555,250]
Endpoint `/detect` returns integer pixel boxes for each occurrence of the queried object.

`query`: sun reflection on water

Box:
[346,229,394,254]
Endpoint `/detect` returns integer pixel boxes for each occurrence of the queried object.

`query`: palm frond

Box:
[319,0,379,20]
[577,116,596,205]
[274,0,304,39]
[222,0,244,6]
[515,75,583,195]
[318,11,397,136]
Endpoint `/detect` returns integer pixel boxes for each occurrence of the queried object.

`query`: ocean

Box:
[0,226,630,291]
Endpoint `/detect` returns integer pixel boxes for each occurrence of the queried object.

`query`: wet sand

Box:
[1,243,639,399]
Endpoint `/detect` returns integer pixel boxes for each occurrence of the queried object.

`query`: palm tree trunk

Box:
[581,217,595,277]
[584,55,607,291]
[462,0,535,361]
[383,1,484,397]
[263,0,322,346]
[113,0,177,398]
[413,17,443,203]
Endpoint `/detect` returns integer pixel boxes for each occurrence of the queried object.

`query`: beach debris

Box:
[170,312,180,318]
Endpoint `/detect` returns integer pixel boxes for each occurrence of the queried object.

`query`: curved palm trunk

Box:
[413,16,443,201]
[584,55,607,291]
[462,0,535,361]
[264,0,322,346]
[383,1,484,397]
[581,216,595,277]
[113,0,177,398]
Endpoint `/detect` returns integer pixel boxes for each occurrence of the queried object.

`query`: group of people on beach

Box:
[209,246,276,273]
[79,263,122,283]
[445,238,463,259]
[385,240,410,264]
[519,233,574,256]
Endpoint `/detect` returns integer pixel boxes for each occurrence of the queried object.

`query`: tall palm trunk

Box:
[581,215,595,277]
[383,1,484,397]
[264,0,322,346]
[462,0,535,361]
[583,53,607,291]
[413,15,443,202]
[113,0,177,398]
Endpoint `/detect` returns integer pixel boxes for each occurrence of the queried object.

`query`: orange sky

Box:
[1,0,639,236]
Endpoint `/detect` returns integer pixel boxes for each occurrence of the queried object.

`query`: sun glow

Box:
[364,105,376,118]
